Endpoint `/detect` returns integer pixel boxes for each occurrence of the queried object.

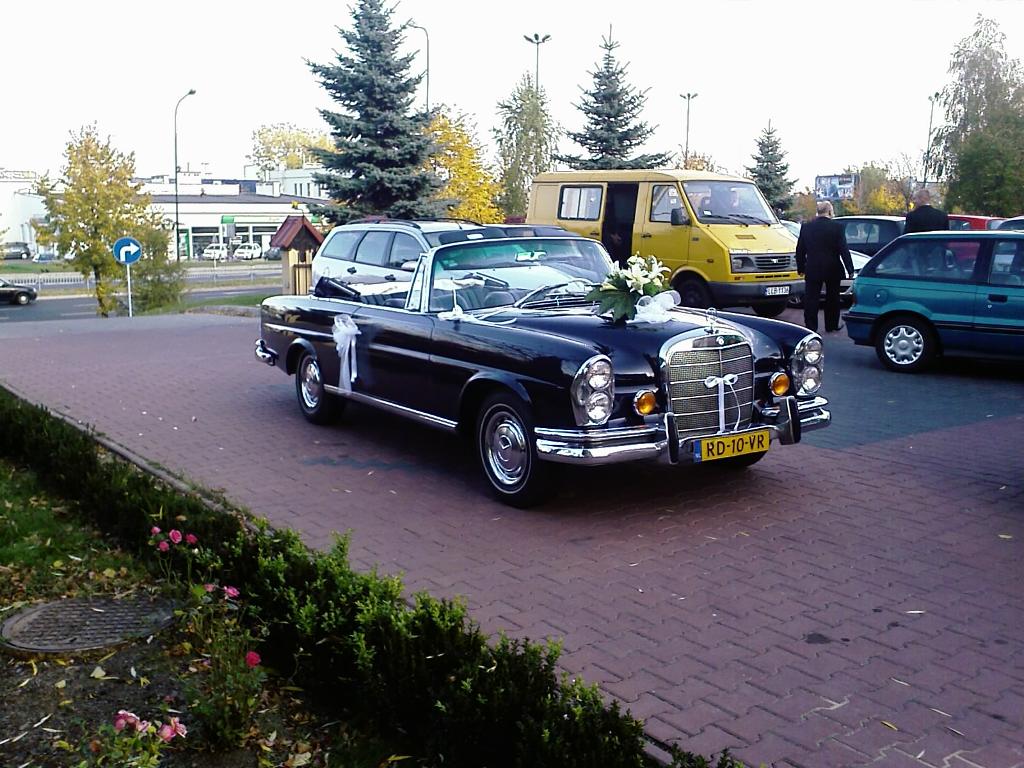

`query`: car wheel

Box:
[676,277,712,309]
[753,301,788,318]
[295,351,342,424]
[875,316,935,373]
[476,392,552,507]
[15,292,31,305]
[713,450,767,469]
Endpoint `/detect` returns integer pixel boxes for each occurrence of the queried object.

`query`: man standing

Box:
[904,188,950,233]
[796,200,855,333]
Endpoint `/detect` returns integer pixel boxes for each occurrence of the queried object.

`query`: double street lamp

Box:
[409,23,430,112]
[173,88,196,261]
[680,92,698,167]
[523,33,551,91]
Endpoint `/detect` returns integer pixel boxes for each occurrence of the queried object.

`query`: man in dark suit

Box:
[904,188,950,233]
[795,201,855,333]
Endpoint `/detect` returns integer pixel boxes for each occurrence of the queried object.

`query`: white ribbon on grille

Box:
[332,315,360,393]
[630,290,682,324]
[703,373,741,433]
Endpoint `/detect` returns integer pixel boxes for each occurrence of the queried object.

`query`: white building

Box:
[0,169,46,252]
[241,164,331,201]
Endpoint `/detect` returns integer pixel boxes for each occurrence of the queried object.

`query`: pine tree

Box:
[494,76,561,219]
[309,0,444,222]
[746,122,794,215]
[556,33,670,170]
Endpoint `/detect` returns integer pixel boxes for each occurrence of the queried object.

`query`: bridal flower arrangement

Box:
[586,254,673,323]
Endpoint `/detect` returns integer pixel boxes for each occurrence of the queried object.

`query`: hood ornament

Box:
[704,307,719,334]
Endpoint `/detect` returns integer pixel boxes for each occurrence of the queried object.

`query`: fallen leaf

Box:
[54,680,67,690]
[89,666,105,679]
[947,726,965,737]
[890,677,909,686]
[998,533,1013,540]
[102,568,117,578]
[929,707,951,717]
[287,753,312,767]
[881,720,898,730]
[33,714,52,728]
[17,678,31,688]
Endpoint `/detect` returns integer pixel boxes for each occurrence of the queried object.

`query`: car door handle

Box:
[640,233,652,239]
[988,294,1008,303]
[347,266,357,274]
[384,274,396,281]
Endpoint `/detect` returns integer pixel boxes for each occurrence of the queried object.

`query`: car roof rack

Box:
[345,217,424,229]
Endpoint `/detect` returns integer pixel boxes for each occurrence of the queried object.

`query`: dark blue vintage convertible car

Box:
[256,234,830,505]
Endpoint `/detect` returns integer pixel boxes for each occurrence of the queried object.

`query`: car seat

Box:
[483,290,515,307]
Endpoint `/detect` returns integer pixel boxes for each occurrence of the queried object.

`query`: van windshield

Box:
[682,181,776,225]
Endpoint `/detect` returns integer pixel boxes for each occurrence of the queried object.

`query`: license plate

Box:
[764,285,790,296]
[694,430,770,463]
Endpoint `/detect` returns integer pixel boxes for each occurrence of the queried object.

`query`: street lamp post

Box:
[173,88,196,262]
[922,91,940,188]
[523,33,551,91]
[680,92,698,167]
[409,23,430,112]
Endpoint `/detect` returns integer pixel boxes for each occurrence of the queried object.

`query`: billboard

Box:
[815,174,858,200]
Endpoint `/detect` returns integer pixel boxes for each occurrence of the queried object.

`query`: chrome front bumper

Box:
[254,338,278,366]
[534,396,830,466]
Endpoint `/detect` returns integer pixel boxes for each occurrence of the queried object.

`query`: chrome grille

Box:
[753,253,794,271]
[666,342,754,437]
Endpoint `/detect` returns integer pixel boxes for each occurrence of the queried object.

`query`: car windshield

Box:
[683,181,776,225]
[428,238,613,311]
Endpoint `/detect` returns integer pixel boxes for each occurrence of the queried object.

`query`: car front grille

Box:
[753,253,795,271]
[666,342,755,437]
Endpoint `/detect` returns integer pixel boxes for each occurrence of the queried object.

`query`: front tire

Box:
[295,351,343,424]
[476,392,552,507]
[753,301,788,318]
[875,316,936,373]
[676,277,712,309]
[15,292,31,305]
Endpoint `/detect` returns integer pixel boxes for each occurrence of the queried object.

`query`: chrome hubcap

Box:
[483,409,528,488]
[300,358,322,409]
[884,325,924,365]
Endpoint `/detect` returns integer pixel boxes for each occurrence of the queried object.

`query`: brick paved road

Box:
[1,312,1022,768]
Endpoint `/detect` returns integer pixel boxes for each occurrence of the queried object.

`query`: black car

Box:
[2,242,32,260]
[0,278,38,305]
[255,234,831,506]
[833,216,905,257]
[997,216,1024,231]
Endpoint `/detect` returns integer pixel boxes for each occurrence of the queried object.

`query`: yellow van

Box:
[527,169,803,316]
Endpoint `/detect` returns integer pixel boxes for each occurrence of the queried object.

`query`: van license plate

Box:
[694,430,770,463]
[764,286,790,296]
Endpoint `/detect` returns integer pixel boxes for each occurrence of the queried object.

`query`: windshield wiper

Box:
[460,271,509,289]
[513,281,595,308]
[725,213,771,225]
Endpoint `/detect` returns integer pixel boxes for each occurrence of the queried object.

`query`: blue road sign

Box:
[112,237,142,265]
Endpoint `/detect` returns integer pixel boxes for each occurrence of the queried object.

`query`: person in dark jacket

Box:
[904,188,949,233]
[795,201,855,333]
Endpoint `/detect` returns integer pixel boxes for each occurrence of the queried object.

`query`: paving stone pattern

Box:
[1,313,1022,767]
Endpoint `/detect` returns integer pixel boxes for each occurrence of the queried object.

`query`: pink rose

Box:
[168,529,183,544]
[245,651,261,668]
[113,710,138,732]
[157,723,174,742]
[158,541,170,552]
[185,533,198,545]
[168,716,187,738]
[204,583,217,593]
[150,526,161,536]
[223,586,240,599]
[135,719,150,733]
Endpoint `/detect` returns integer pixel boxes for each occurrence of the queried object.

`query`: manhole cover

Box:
[0,597,175,655]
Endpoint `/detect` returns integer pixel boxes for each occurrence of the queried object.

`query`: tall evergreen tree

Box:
[309,0,444,222]
[493,76,561,219]
[556,34,670,170]
[746,122,794,214]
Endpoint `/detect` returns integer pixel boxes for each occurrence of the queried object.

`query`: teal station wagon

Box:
[845,231,1024,372]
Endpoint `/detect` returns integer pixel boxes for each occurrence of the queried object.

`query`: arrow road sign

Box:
[112,236,142,265]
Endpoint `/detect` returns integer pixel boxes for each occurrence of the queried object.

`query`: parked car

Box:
[0,277,38,305]
[31,251,61,264]
[234,243,262,260]
[845,231,1024,372]
[833,216,905,257]
[255,233,831,506]
[997,216,1024,231]
[788,250,871,308]
[948,214,1005,230]
[780,220,801,239]
[2,242,32,260]
[263,246,282,261]
[202,243,230,261]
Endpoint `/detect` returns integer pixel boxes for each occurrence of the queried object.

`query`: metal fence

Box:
[0,265,280,290]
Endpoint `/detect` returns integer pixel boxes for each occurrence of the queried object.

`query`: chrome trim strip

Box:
[534,425,660,443]
[265,322,335,340]
[323,385,457,432]
[536,439,667,465]
[761,396,829,417]
[371,344,430,362]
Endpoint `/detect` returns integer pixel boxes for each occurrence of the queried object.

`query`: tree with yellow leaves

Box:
[427,111,503,223]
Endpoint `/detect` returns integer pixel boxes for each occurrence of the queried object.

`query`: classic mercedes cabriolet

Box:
[255,233,830,506]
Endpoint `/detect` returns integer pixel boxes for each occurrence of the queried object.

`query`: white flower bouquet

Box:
[586,254,672,323]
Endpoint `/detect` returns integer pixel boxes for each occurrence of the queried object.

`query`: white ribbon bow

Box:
[630,290,682,324]
[704,373,740,433]
[332,315,360,393]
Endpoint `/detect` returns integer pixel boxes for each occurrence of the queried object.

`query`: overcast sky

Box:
[3,0,1023,190]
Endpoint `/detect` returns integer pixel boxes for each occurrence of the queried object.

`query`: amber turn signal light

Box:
[633,390,658,415]
[770,372,791,397]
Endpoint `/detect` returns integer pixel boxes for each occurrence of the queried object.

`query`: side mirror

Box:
[400,259,419,272]
[670,207,689,226]
[313,277,361,301]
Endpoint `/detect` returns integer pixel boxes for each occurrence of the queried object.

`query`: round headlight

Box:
[633,390,657,415]
[799,366,821,394]
[586,392,611,421]
[802,338,823,365]
[769,372,791,397]
[586,360,612,390]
